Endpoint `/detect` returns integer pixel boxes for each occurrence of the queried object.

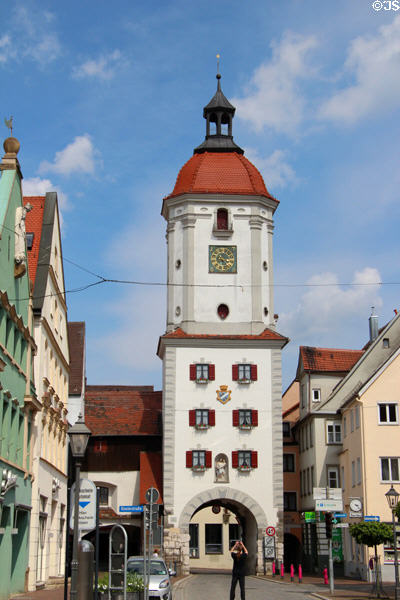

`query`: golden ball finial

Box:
[3,137,20,155]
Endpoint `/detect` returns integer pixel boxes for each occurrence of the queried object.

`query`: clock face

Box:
[350,499,362,512]
[209,245,237,273]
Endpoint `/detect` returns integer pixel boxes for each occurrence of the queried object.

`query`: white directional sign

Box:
[315,499,343,512]
[70,478,97,531]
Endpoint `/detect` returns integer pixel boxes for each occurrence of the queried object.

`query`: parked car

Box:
[127,556,172,600]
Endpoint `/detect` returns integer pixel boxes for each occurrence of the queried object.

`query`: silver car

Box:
[127,556,172,600]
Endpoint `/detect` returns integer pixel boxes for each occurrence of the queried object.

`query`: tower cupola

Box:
[194,73,244,155]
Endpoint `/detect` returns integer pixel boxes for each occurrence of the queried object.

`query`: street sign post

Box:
[334,513,347,519]
[119,505,144,513]
[70,478,96,531]
[364,516,380,522]
[315,499,343,512]
[264,535,275,559]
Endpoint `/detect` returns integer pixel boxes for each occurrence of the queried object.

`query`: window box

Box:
[232,450,257,470]
[239,424,252,430]
[233,409,258,428]
[190,364,215,383]
[232,364,257,383]
[192,465,206,472]
[238,465,251,472]
[195,424,208,430]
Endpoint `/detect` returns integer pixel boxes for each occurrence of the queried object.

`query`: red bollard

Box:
[280,563,284,579]
[298,564,302,583]
[323,567,329,585]
[272,561,276,577]
[290,564,294,582]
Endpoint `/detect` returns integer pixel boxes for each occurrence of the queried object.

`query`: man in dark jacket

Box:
[230,540,248,600]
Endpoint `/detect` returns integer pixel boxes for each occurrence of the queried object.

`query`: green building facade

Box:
[0,135,38,599]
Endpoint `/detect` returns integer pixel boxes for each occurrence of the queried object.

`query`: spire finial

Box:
[216,53,221,90]
[4,116,13,136]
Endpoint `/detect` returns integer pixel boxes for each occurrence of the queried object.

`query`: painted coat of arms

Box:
[216,385,231,404]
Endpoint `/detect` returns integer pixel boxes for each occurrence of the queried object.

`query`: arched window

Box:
[217,208,228,230]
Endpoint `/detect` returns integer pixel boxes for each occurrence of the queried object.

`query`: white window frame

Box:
[326,421,342,444]
[196,364,210,382]
[312,388,321,402]
[327,466,340,489]
[381,457,400,482]
[378,403,398,425]
[238,364,252,382]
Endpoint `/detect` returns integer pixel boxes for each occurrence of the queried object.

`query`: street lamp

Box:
[386,485,400,600]
[68,413,91,600]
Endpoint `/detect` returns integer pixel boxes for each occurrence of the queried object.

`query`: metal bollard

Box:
[290,564,294,582]
[78,540,94,600]
[280,563,284,579]
[298,564,302,583]
[323,567,329,585]
[272,561,276,577]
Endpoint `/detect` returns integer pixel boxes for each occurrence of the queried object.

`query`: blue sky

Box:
[1,0,400,391]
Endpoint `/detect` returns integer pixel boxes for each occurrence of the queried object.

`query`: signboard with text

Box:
[70,479,96,531]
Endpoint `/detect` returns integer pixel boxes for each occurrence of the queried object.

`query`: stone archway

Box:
[167,487,269,575]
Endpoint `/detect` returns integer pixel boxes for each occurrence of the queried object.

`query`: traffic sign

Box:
[145,487,159,504]
[315,499,343,512]
[119,505,144,513]
[334,513,347,518]
[266,526,276,536]
[364,515,380,522]
[305,511,316,523]
[70,479,96,531]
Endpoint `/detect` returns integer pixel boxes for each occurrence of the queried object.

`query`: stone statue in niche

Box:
[215,454,229,483]
[14,203,32,278]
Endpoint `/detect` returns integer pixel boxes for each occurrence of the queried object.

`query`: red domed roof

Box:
[166,152,276,201]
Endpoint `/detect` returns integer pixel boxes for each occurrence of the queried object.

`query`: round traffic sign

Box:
[145,487,159,504]
[266,526,276,536]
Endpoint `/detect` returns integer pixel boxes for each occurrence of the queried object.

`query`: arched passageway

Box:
[283,533,302,571]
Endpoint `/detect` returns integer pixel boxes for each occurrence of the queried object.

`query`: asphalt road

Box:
[173,573,318,600]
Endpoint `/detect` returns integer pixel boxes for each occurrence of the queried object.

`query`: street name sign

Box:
[315,499,343,512]
[364,515,380,522]
[70,478,96,531]
[334,513,347,518]
[119,505,144,513]
[336,523,349,528]
[349,511,362,518]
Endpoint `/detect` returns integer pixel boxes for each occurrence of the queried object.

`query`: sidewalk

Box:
[259,572,396,599]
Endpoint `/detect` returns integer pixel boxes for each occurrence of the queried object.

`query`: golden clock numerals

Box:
[209,245,237,273]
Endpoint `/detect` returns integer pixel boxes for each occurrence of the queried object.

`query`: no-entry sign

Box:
[266,526,276,536]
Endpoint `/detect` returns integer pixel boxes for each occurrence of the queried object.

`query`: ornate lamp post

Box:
[68,414,91,600]
[386,485,400,600]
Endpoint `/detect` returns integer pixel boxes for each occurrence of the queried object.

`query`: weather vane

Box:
[216,53,220,75]
[4,116,13,136]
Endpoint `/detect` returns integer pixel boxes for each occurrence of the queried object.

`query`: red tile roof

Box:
[161,327,287,342]
[165,152,277,201]
[68,322,85,395]
[85,386,162,436]
[300,346,363,373]
[24,196,45,285]
[139,451,163,505]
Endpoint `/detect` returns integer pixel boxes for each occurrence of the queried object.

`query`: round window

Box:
[217,304,229,320]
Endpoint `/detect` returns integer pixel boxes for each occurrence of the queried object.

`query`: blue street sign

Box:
[364,515,380,522]
[119,505,144,513]
[334,513,347,518]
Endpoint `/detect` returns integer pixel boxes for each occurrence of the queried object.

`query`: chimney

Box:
[369,307,379,342]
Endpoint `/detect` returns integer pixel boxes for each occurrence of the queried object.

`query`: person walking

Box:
[230,540,248,600]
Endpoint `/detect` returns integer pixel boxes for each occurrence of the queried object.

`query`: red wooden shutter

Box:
[252,410,258,426]
[208,410,215,426]
[189,410,196,426]
[208,364,215,380]
[205,451,212,468]
[232,410,239,427]
[251,364,258,381]
[190,364,196,380]
[232,365,239,381]
[251,451,258,468]
[232,451,239,468]
[186,451,193,468]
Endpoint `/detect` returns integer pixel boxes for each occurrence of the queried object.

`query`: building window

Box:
[283,453,295,472]
[312,388,321,402]
[300,471,303,497]
[307,468,310,495]
[216,208,229,230]
[311,465,315,490]
[381,457,400,482]
[284,492,297,511]
[189,523,199,558]
[282,422,291,437]
[233,409,258,428]
[351,460,356,487]
[98,486,109,506]
[190,363,215,382]
[232,364,257,383]
[229,523,240,549]
[355,405,360,428]
[93,440,108,454]
[350,410,354,432]
[232,450,257,470]
[205,524,222,554]
[357,457,361,484]
[341,466,345,491]
[189,409,215,428]
[217,304,229,319]
[310,423,314,447]
[301,384,306,409]
[186,450,211,470]
[379,404,398,424]
[327,466,339,488]
[327,422,342,444]
[343,416,347,437]
[383,338,390,349]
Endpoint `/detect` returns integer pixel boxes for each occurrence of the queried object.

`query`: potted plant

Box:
[127,572,144,599]
[97,573,109,599]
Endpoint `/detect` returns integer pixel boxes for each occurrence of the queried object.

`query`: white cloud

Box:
[232,32,318,135]
[319,16,400,123]
[0,35,13,64]
[38,135,98,177]
[22,177,69,211]
[12,6,61,66]
[72,50,126,81]
[280,267,382,342]
[245,148,297,189]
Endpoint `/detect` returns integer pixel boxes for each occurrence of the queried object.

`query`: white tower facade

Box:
[158,74,287,574]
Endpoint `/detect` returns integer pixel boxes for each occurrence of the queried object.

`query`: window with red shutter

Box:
[232,365,239,381]
[232,451,239,468]
[250,364,258,381]
[205,451,212,468]
[252,410,258,427]
[186,451,193,468]
[208,410,215,426]
[189,410,196,427]
[208,364,215,380]
[189,364,196,381]
[232,410,239,427]
[251,451,258,468]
